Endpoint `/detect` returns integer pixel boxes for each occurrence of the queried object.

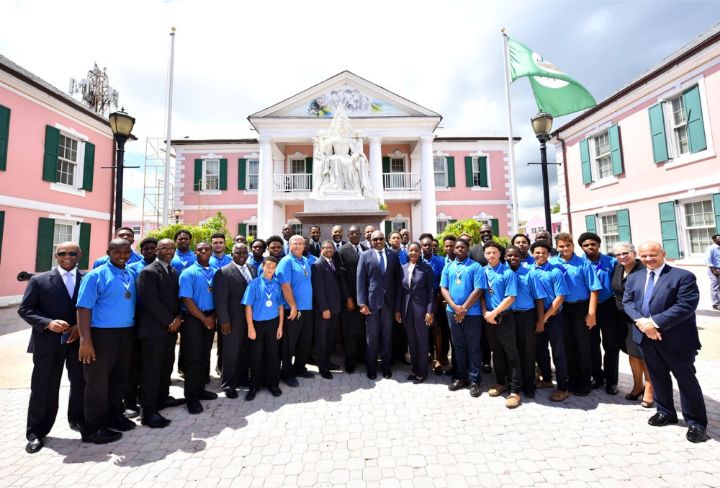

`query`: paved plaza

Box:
[1,307,719,488]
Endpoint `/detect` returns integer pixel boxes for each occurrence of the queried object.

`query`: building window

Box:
[203,159,220,191]
[53,222,75,257]
[290,223,303,235]
[132,225,141,235]
[591,130,613,180]
[390,157,405,173]
[436,219,448,235]
[670,95,690,157]
[683,199,714,255]
[433,157,447,187]
[391,221,406,232]
[247,159,259,190]
[472,157,488,187]
[247,224,257,238]
[56,134,79,187]
[290,158,306,174]
[599,214,619,253]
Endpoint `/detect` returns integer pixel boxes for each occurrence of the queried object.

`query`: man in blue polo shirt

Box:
[77,239,137,444]
[276,235,314,387]
[209,232,232,269]
[171,229,196,273]
[551,233,601,396]
[248,239,266,273]
[440,238,486,397]
[579,232,621,395]
[178,241,218,414]
[127,237,158,277]
[92,227,143,269]
[529,241,570,402]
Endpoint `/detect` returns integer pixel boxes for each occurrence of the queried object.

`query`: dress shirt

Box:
[234,262,253,282]
[59,267,77,297]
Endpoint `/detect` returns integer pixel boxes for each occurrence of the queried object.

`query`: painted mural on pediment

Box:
[285,85,409,118]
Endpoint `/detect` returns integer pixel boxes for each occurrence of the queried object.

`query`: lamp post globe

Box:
[531,112,554,235]
[109,108,135,230]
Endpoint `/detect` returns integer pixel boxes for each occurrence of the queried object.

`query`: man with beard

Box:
[248,239,266,274]
[171,230,196,273]
[281,223,293,256]
[308,225,322,257]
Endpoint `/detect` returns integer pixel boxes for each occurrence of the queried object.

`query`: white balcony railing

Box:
[274,173,312,192]
[383,172,420,191]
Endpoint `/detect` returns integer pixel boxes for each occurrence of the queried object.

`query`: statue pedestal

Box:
[294,196,388,234]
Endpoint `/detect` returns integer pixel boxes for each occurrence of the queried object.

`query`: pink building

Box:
[172,72,518,240]
[524,213,562,237]
[551,25,720,294]
[0,54,115,305]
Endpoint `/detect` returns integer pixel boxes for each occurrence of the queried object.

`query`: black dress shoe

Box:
[572,387,590,397]
[648,412,678,427]
[159,396,185,409]
[298,371,315,379]
[82,427,122,444]
[591,378,605,389]
[383,370,392,379]
[123,407,140,419]
[445,367,456,377]
[141,412,171,429]
[68,422,84,433]
[413,377,425,384]
[329,362,341,370]
[108,415,136,432]
[686,425,710,443]
[367,372,377,380]
[269,387,282,397]
[407,374,417,381]
[482,363,492,373]
[224,388,238,399]
[448,379,468,391]
[469,383,482,397]
[187,400,203,414]
[25,434,43,454]
[199,390,218,400]
[606,385,619,395]
[320,371,333,380]
[284,376,299,387]
[245,388,258,401]
[345,366,355,374]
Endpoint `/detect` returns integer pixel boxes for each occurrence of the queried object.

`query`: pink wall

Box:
[181,151,259,206]
[436,150,508,202]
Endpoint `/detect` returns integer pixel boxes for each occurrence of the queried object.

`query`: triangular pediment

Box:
[249,71,441,120]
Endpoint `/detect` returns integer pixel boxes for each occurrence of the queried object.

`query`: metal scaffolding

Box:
[141,137,175,234]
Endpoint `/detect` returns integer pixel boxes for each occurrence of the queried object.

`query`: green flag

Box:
[507,37,596,117]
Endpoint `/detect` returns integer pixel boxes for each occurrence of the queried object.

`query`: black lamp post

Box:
[531,112,554,235]
[174,209,183,224]
[109,108,135,230]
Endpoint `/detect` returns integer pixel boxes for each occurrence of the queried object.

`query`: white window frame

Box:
[289,158,306,174]
[468,155,491,190]
[678,197,716,257]
[247,224,258,238]
[598,213,619,254]
[201,159,221,193]
[52,220,79,258]
[389,156,406,174]
[247,159,259,191]
[49,127,87,197]
[436,219,449,235]
[433,156,448,188]
[289,222,303,236]
[589,129,615,182]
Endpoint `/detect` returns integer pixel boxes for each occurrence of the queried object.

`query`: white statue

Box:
[311,105,374,198]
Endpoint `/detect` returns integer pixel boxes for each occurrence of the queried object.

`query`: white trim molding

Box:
[0,195,110,220]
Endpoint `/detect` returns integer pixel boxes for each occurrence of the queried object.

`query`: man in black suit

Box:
[214,243,256,398]
[336,225,367,373]
[136,238,183,428]
[623,241,709,443]
[18,242,85,453]
[331,225,346,251]
[357,230,402,379]
[308,225,322,257]
[312,240,343,379]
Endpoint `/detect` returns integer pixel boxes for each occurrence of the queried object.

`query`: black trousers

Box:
[180,314,215,401]
[392,315,408,363]
[315,312,339,374]
[513,310,537,395]
[251,318,280,389]
[27,342,85,440]
[403,307,429,378]
[281,309,313,378]
[562,300,593,393]
[341,307,365,369]
[481,320,492,367]
[485,313,522,393]
[140,333,177,414]
[365,303,394,374]
[215,324,224,374]
[592,299,622,387]
[221,320,250,389]
[83,327,134,432]
[123,338,142,408]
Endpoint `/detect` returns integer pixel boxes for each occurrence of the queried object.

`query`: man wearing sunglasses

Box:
[18,242,86,453]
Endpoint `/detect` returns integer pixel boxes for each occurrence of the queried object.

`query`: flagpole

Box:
[162,27,176,227]
[501,28,519,235]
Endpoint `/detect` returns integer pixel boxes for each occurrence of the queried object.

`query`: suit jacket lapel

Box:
[50,268,70,299]
[649,265,671,304]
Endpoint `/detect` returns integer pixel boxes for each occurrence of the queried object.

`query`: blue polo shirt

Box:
[440,258,487,315]
[483,262,517,311]
[209,254,232,270]
[127,257,155,278]
[522,255,535,267]
[512,265,544,311]
[276,254,313,310]
[397,249,408,265]
[529,262,568,311]
[247,256,264,273]
[77,262,135,328]
[179,262,216,311]
[306,254,318,266]
[444,256,455,266]
[583,253,617,303]
[171,249,197,274]
[550,254,601,303]
[92,250,142,269]
[423,254,445,293]
[242,275,286,321]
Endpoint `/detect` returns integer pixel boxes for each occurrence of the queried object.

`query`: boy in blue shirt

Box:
[92,227,142,269]
[171,230,196,273]
[242,256,285,401]
[248,239,266,273]
[178,242,218,414]
[209,232,232,269]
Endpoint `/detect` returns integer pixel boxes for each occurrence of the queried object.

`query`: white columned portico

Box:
[419,136,437,235]
[257,137,274,239]
[368,136,384,202]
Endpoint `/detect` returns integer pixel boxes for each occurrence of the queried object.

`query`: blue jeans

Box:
[447,312,482,384]
[535,314,568,391]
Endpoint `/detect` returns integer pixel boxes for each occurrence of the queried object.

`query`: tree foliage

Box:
[146,212,232,251]
[436,218,510,256]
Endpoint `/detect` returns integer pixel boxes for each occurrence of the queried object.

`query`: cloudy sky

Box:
[1,0,717,219]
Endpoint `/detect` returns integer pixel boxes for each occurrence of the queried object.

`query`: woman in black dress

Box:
[611,241,654,407]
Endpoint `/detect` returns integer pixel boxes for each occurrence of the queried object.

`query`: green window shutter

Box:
[713,193,720,234]
[194,159,203,191]
[384,220,392,237]
[42,125,60,182]
[35,217,55,272]
[464,156,473,187]
[238,223,247,239]
[81,142,95,191]
[446,156,455,187]
[306,157,313,190]
[0,210,5,262]
[683,85,707,154]
[616,209,631,242]
[219,158,228,190]
[658,201,680,259]
[490,218,499,236]
[579,138,593,184]
[648,103,668,163]
[478,156,488,188]
[448,219,457,225]
[78,222,91,269]
[382,157,390,173]
[238,158,247,190]
[585,214,596,233]
[608,125,624,176]
[0,104,10,171]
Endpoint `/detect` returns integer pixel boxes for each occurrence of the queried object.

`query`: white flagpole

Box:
[162,27,176,227]
[501,28,519,234]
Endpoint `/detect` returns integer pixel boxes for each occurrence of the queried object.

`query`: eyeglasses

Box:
[372,237,385,241]
[617,252,632,257]
[56,251,79,257]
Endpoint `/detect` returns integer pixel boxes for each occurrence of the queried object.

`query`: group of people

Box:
[19,222,711,454]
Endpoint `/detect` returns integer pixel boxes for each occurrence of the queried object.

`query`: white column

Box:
[369,136,384,202]
[257,137,274,239]
[419,136,437,235]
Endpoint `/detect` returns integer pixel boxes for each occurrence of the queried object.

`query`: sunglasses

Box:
[372,237,385,241]
[56,251,79,257]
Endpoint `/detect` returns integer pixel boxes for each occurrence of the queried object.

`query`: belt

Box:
[564,299,588,304]
[514,308,533,312]
[201,309,215,314]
